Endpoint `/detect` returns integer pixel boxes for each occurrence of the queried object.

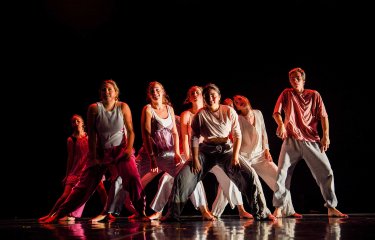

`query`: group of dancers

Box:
[39,67,348,223]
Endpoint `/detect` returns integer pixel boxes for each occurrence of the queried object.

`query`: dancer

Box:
[212,95,301,218]
[181,85,252,219]
[43,79,149,223]
[39,114,107,222]
[161,83,275,221]
[272,67,348,218]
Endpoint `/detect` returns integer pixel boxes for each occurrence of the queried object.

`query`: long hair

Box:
[146,81,172,106]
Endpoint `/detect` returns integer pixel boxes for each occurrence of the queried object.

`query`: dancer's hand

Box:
[191,159,202,174]
[150,156,159,173]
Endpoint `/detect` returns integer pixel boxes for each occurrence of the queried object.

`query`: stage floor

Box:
[1,214,375,239]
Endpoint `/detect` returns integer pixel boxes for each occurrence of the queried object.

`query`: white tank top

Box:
[96,101,125,149]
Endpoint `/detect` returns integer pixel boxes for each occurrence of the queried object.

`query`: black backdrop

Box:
[3,1,372,219]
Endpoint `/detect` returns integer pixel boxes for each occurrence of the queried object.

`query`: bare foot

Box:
[135,215,151,222]
[59,216,75,222]
[243,219,254,227]
[43,214,59,224]
[148,212,162,220]
[237,204,253,219]
[108,213,116,221]
[91,214,107,222]
[287,212,303,218]
[328,208,348,218]
[38,215,50,223]
[201,211,216,221]
[273,208,282,218]
[267,213,277,221]
[91,213,116,222]
[127,213,139,219]
[239,211,253,219]
[127,211,150,222]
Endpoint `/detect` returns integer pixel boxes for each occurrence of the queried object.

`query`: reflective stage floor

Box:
[1,214,375,240]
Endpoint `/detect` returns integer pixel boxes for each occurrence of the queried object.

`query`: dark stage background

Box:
[4,1,372,219]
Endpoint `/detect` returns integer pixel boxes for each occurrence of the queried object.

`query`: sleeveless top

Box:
[183,110,204,145]
[149,104,174,154]
[96,101,126,149]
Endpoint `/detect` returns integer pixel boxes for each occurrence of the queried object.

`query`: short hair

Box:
[202,83,221,104]
[289,67,306,81]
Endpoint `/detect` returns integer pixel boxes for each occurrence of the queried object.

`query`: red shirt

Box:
[273,88,327,142]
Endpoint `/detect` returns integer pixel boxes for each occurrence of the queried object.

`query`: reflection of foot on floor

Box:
[329,217,346,225]
[328,208,349,218]
[259,214,277,221]
[160,215,180,222]
[128,212,150,222]
[273,218,283,228]
[59,216,75,222]
[150,220,161,227]
[91,222,106,229]
[40,223,57,230]
[90,213,116,222]
[243,219,254,227]
[141,216,151,222]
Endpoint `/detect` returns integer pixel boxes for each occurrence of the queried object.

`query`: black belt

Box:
[200,142,232,153]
